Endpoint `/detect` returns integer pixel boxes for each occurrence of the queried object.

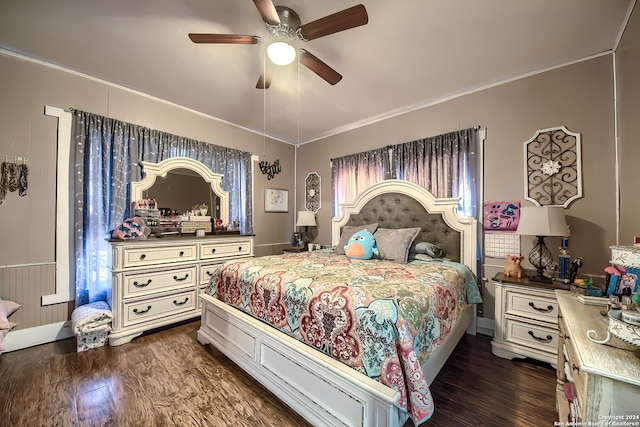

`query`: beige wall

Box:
[0,52,295,332]
[296,51,631,320]
[1,6,638,334]
[616,6,640,245]
[298,54,616,267]
[0,52,297,266]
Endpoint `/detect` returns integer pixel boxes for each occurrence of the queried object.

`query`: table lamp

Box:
[296,211,317,248]
[516,206,569,283]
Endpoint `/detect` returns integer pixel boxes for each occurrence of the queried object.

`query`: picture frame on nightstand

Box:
[291,232,303,248]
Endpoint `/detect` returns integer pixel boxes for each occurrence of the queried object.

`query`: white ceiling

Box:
[0,0,634,144]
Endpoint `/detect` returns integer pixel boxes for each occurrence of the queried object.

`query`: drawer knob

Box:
[140,254,146,260]
[528,330,553,343]
[206,271,213,277]
[528,302,554,313]
[179,251,184,257]
[211,248,216,253]
[173,273,189,282]
[133,279,152,288]
[133,305,152,315]
[173,297,189,306]
[238,246,242,251]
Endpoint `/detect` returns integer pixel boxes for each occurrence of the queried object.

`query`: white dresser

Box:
[491,273,566,366]
[556,291,640,423]
[108,235,253,346]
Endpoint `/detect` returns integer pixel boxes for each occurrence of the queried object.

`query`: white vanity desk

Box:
[108,157,254,346]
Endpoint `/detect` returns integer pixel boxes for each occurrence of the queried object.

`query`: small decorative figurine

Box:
[569,257,583,283]
[503,255,524,279]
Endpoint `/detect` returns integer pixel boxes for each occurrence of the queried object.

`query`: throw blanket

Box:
[209,250,481,424]
[71,301,113,334]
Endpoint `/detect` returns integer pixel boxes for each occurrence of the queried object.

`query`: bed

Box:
[197,180,479,427]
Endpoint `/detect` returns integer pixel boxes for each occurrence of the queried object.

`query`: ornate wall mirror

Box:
[131,157,230,224]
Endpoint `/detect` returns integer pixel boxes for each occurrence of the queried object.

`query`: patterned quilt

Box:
[207,250,481,425]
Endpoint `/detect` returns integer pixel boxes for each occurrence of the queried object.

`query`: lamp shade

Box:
[516,206,569,237]
[295,211,316,227]
[267,41,296,65]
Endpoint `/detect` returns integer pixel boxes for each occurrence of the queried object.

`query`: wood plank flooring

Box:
[0,321,558,426]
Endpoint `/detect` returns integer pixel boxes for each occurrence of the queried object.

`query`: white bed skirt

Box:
[197,293,475,427]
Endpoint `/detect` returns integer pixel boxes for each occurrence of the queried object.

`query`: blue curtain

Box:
[72,110,253,306]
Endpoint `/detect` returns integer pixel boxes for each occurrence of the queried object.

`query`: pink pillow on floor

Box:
[0,300,21,329]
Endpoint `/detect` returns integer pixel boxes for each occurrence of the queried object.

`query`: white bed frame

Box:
[198,180,478,427]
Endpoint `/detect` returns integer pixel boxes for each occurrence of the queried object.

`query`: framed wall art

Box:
[523,126,582,207]
[305,172,321,212]
[264,188,288,212]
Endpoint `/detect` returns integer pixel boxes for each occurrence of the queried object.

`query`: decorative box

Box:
[571,283,603,297]
[76,328,109,352]
[71,301,112,353]
[180,221,212,233]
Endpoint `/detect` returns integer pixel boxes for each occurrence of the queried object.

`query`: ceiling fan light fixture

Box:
[267,41,296,65]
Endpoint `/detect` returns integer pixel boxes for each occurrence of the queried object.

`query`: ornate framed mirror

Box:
[131,157,230,224]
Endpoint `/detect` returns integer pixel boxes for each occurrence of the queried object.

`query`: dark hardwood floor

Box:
[0,321,558,426]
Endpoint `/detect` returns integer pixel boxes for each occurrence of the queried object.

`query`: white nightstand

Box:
[491,273,568,366]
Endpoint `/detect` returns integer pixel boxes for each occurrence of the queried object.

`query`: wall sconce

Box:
[516,206,569,283]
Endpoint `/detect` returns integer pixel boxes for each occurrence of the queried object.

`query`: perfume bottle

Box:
[559,237,570,284]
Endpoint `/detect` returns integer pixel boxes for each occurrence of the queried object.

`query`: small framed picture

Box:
[264,188,288,212]
[291,232,303,248]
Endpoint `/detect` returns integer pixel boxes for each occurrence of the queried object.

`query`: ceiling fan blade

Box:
[256,71,272,89]
[188,34,260,44]
[253,0,280,26]
[298,4,368,41]
[299,49,342,85]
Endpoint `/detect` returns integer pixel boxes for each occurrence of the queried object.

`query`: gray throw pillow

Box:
[410,241,445,258]
[335,223,378,254]
[374,227,421,263]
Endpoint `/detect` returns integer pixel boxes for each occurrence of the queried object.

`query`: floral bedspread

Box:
[207,250,481,425]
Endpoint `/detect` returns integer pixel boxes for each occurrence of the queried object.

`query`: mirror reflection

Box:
[142,168,220,219]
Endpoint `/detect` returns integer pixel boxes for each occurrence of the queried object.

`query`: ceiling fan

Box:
[188,1,368,89]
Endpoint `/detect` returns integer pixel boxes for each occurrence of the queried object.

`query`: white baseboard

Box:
[476,317,495,337]
[1,321,73,353]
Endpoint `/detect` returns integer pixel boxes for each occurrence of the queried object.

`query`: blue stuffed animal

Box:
[344,229,379,260]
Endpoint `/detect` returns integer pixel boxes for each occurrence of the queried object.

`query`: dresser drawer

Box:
[505,289,559,324]
[122,244,198,268]
[123,290,197,326]
[200,240,252,260]
[199,263,224,286]
[504,317,559,355]
[124,266,198,297]
[561,326,587,419]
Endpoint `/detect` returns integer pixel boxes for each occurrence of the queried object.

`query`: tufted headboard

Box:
[332,180,477,271]
[342,192,461,262]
